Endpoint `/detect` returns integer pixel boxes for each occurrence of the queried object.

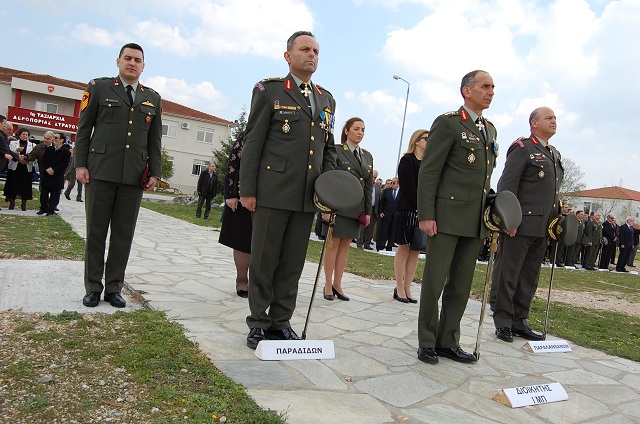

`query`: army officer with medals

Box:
[416,70,498,364]
[322,117,373,302]
[240,31,337,349]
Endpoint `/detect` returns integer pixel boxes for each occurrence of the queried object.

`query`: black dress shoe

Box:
[495,327,513,342]
[246,328,265,349]
[104,292,126,308]
[64,194,71,200]
[236,290,248,298]
[36,210,46,215]
[435,347,476,363]
[394,288,409,303]
[76,198,83,202]
[45,212,56,216]
[265,327,301,341]
[512,327,544,341]
[332,287,349,301]
[417,347,438,364]
[82,292,101,307]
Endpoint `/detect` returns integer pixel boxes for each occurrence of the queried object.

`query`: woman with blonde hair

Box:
[393,129,429,303]
[322,117,373,301]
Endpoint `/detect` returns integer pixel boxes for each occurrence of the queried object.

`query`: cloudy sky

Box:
[5,0,639,191]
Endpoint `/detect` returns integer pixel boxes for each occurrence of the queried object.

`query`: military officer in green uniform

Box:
[416,70,497,364]
[239,31,337,349]
[583,212,603,270]
[75,43,162,308]
[493,107,564,343]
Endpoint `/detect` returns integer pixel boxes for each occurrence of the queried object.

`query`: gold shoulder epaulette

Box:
[260,77,284,83]
[444,110,460,116]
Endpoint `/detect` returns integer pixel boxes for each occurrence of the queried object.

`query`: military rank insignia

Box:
[80,91,90,111]
[539,169,545,178]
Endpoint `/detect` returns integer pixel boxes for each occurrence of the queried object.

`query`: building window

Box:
[196,126,215,144]
[35,101,58,114]
[583,202,592,215]
[192,159,209,176]
[162,120,178,138]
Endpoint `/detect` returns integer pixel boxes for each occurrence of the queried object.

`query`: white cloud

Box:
[70,23,122,47]
[142,76,227,114]
[344,89,421,126]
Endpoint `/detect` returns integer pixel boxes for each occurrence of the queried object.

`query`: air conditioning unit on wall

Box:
[181,122,190,129]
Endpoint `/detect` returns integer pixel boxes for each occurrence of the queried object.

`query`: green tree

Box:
[212,108,247,196]
[161,145,174,183]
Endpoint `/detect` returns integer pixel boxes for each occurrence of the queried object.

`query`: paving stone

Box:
[571,385,639,405]
[285,360,348,390]
[534,391,610,423]
[620,373,640,391]
[355,346,418,366]
[325,315,378,331]
[615,400,640,418]
[354,371,448,407]
[323,348,390,377]
[543,368,619,385]
[407,403,498,424]
[587,414,636,424]
[215,361,301,388]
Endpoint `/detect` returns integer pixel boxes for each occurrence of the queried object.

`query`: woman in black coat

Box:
[393,129,429,303]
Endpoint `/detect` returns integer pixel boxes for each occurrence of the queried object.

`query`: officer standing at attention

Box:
[416,70,497,364]
[493,107,564,343]
[240,31,337,349]
[75,43,162,308]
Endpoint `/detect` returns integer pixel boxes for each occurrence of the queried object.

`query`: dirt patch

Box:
[536,289,640,318]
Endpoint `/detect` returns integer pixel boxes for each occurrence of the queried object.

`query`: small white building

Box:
[0,66,233,194]
[564,186,640,220]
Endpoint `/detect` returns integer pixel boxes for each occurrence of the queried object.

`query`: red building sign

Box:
[7,106,79,133]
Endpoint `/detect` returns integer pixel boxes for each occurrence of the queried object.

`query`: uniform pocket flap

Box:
[521,205,544,216]
[435,185,469,201]
[140,105,156,116]
[273,110,301,122]
[89,142,106,154]
[101,98,122,107]
[259,155,286,172]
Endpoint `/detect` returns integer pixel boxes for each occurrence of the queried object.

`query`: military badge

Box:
[468,153,476,163]
[142,101,155,107]
[114,79,120,86]
[461,132,468,139]
[146,116,151,123]
[80,91,90,111]
[538,169,545,178]
[282,119,290,134]
[274,100,280,110]
[493,141,499,157]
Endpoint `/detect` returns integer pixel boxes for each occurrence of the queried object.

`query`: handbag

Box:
[139,166,150,188]
[410,226,428,251]
[358,211,367,226]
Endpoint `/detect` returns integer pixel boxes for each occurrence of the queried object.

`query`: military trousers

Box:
[418,232,481,349]
[84,180,143,294]
[246,206,314,330]
[493,234,545,331]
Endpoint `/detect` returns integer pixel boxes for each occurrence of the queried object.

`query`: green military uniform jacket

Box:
[497,135,564,237]
[239,73,337,212]
[75,76,162,185]
[585,219,603,246]
[417,106,497,238]
[333,143,373,219]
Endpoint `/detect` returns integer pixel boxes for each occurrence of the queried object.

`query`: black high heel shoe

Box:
[394,288,409,303]
[324,291,334,301]
[407,297,418,304]
[332,287,349,301]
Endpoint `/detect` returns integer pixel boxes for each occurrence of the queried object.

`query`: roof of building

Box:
[565,186,640,202]
[0,66,233,125]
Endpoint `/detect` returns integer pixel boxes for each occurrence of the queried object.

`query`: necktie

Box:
[354,148,362,165]
[393,189,397,200]
[126,85,134,105]
[299,83,311,108]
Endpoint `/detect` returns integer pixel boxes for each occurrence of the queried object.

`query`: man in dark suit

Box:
[75,43,162,308]
[600,215,616,269]
[493,107,564,343]
[583,212,603,270]
[195,162,217,219]
[616,216,634,272]
[416,70,497,364]
[239,31,337,349]
[376,177,398,251]
[40,133,71,216]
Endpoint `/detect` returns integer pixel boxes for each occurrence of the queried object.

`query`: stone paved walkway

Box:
[18,196,640,423]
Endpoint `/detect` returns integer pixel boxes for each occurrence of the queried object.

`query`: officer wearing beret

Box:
[493,107,564,343]
[240,31,337,349]
[416,70,497,364]
[75,42,162,308]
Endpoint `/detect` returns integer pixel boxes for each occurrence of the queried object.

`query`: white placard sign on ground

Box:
[522,340,572,354]
[255,340,335,361]
[493,382,568,408]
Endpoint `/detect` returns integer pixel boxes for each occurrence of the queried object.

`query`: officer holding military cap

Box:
[493,107,564,343]
[239,31,337,349]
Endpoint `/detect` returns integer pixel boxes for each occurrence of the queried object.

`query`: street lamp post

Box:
[393,75,410,174]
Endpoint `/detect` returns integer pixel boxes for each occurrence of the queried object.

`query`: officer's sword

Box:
[474,231,499,360]
[542,240,560,340]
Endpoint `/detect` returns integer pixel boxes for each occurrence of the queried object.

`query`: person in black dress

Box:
[393,129,428,303]
[4,128,36,210]
[218,132,252,298]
